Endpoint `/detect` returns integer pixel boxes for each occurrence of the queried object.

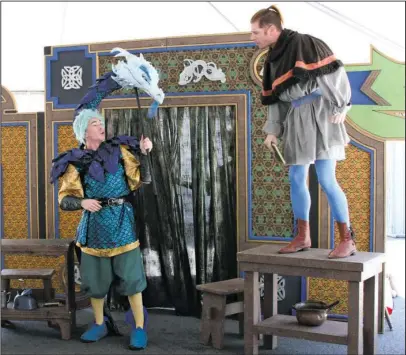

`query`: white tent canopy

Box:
[1,2,405,241]
[1,2,405,91]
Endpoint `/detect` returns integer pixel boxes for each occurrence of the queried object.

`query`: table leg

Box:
[66,245,76,312]
[378,265,385,334]
[238,293,244,336]
[66,244,76,331]
[263,273,278,349]
[56,319,71,340]
[200,293,212,345]
[348,281,363,355]
[209,294,227,350]
[363,275,378,355]
[244,271,259,355]
[43,279,52,301]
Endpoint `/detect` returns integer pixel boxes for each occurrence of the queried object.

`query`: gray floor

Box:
[1,296,404,355]
[2,238,404,354]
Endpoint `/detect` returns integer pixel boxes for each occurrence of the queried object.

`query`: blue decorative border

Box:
[249,222,295,242]
[0,165,4,269]
[0,122,31,269]
[302,139,375,320]
[46,46,97,109]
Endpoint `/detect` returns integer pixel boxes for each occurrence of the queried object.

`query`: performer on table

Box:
[250,5,356,258]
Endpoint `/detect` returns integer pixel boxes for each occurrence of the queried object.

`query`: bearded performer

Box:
[50,48,164,349]
[250,6,356,258]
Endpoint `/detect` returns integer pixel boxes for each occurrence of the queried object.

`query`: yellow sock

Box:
[128,293,144,328]
[91,298,105,325]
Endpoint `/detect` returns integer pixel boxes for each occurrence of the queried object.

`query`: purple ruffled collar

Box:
[50,136,140,183]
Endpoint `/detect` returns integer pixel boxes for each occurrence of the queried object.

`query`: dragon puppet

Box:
[52,48,165,346]
[75,47,165,118]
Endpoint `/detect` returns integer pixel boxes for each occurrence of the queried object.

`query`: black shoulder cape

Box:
[261,28,343,105]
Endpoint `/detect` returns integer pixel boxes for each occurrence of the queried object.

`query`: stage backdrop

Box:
[1,30,403,322]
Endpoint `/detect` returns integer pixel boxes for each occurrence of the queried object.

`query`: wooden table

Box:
[1,239,76,340]
[237,245,385,355]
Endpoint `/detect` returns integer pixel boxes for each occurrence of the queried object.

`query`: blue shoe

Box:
[125,307,148,330]
[129,327,147,350]
[80,317,108,343]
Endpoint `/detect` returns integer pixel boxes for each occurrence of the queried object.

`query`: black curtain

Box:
[105,105,237,316]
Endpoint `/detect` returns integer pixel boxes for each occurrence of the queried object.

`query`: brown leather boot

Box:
[279,219,311,254]
[328,222,357,259]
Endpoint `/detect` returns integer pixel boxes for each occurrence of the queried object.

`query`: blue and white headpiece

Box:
[111,47,165,118]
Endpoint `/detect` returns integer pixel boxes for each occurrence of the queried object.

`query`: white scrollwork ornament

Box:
[74,264,82,285]
[61,65,83,90]
[259,274,286,301]
[179,59,226,85]
[277,275,285,300]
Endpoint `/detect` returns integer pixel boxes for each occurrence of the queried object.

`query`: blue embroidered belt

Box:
[291,89,322,108]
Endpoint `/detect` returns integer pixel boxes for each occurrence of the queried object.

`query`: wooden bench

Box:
[1,239,76,340]
[197,278,261,349]
[1,269,56,302]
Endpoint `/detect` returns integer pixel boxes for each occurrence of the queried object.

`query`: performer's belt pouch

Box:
[98,195,132,207]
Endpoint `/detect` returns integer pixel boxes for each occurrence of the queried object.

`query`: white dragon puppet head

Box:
[111,47,165,118]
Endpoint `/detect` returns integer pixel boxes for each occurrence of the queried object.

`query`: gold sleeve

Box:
[120,145,142,191]
[58,164,84,204]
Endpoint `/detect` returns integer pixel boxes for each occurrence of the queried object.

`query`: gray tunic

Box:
[263,67,351,165]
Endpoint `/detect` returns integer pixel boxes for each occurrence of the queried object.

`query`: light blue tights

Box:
[289,160,350,226]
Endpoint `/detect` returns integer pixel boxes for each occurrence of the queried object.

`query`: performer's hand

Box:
[264,134,278,150]
[81,199,102,212]
[140,135,153,155]
[331,112,346,124]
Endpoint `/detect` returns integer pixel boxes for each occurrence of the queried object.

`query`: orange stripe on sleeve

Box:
[294,55,337,70]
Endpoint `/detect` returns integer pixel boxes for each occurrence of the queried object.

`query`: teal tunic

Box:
[75,164,137,251]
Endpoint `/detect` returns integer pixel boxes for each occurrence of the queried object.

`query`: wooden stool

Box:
[1,239,77,340]
[1,268,56,301]
[197,278,261,349]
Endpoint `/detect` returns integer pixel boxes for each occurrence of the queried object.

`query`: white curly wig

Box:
[73,109,105,145]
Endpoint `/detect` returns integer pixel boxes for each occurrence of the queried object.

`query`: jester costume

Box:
[261,28,356,258]
[50,48,165,349]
